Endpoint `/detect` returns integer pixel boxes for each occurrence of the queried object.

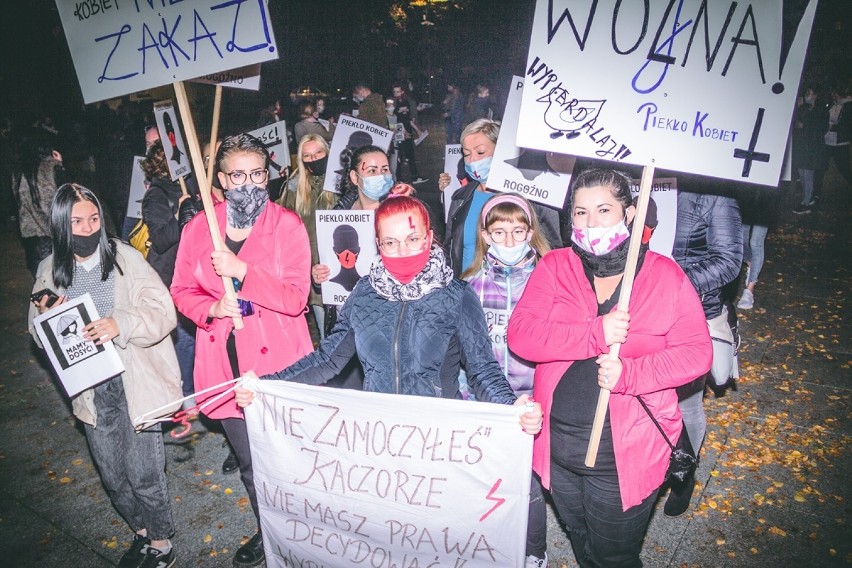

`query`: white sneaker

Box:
[737,288,754,310]
[525,553,547,567]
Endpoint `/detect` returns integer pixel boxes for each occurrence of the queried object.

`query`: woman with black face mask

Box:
[276,133,340,340]
[28,183,182,568]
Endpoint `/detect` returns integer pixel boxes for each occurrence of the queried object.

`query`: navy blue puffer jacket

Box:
[263,276,518,404]
[672,190,743,319]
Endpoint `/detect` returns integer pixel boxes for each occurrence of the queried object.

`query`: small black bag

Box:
[637,397,698,483]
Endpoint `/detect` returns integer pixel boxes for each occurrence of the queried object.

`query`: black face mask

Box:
[72,232,101,258]
[304,156,328,177]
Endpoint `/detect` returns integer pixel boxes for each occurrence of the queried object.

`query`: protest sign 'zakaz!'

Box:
[244,380,533,568]
[55,0,278,104]
[518,0,817,187]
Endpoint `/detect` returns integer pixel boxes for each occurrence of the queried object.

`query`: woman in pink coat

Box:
[171,133,313,568]
[507,169,712,568]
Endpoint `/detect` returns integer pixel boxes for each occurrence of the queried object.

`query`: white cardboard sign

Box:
[33,294,125,397]
[315,210,377,306]
[630,177,677,258]
[245,380,532,568]
[189,63,262,91]
[55,0,278,104]
[442,144,464,222]
[153,100,190,180]
[324,116,394,193]
[247,121,291,179]
[490,76,575,208]
[518,0,818,187]
[126,156,146,220]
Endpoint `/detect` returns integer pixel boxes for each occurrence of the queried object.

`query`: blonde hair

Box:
[461,193,550,280]
[460,118,500,146]
[288,134,335,217]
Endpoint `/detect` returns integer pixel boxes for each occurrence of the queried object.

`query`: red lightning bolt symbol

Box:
[479,478,505,521]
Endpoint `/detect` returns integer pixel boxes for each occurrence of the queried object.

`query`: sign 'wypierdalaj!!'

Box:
[518,0,818,187]
[55,0,278,104]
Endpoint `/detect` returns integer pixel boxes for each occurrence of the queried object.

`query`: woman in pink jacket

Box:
[507,169,711,567]
[171,133,313,568]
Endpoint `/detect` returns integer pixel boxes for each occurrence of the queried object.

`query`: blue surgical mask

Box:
[490,241,531,266]
[360,173,394,201]
[464,156,492,183]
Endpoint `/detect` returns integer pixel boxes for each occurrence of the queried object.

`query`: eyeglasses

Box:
[378,235,429,255]
[223,169,268,185]
[487,227,529,243]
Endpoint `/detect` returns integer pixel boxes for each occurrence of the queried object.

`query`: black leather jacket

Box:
[672,190,743,319]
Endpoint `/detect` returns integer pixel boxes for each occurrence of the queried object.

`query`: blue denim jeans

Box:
[174,314,196,397]
[549,464,658,568]
[84,377,174,540]
[742,224,768,286]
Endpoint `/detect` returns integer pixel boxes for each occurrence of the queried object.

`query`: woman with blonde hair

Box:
[277,133,340,339]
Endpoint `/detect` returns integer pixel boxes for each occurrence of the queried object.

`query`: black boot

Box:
[707,377,738,398]
[664,472,697,517]
[222,450,239,474]
[233,531,264,567]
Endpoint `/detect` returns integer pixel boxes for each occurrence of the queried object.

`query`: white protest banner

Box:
[443,144,464,222]
[153,100,190,180]
[33,294,124,398]
[490,76,575,209]
[55,0,278,104]
[126,156,146,220]
[189,63,262,91]
[518,0,818,187]
[316,210,377,306]
[630,177,677,258]
[324,116,393,193]
[245,380,532,568]
[247,120,291,180]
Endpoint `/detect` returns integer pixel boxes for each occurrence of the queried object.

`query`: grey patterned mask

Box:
[225,183,268,228]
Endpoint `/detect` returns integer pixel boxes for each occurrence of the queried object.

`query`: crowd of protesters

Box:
[12,71,851,568]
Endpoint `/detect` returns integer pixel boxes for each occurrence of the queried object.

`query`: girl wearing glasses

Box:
[171,133,314,568]
[235,196,542,431]
[460,193,551,567]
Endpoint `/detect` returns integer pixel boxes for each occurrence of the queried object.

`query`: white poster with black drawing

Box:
[126,156,146,220]
[489,76,576,209]
[323,116,393,193]
[316,210,378,306]
[443,144,464,222]
[33,294,125,397]
[247,121,291,180]
[517,0,818,187]
[629,177,677,258]
[153,100,190,181]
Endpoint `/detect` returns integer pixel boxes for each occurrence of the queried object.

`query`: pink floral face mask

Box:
[571,218,630,256]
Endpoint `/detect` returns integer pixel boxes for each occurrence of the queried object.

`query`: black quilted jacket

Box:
[672,191,743,319]
[263,277,517,404]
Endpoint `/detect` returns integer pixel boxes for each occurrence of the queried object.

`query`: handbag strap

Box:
[636,396,676,452]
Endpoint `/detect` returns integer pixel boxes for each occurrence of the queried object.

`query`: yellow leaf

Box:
[105,540,118,549]
[709,500,718,509]
[716,538,726,545]
[750,547,759,554]
[205,469,214,476]
[203,534,213,543]
[224,488,233,495]
[59,477,71,484]
[794,492,806,502]
[71,459,83,466]
[768,526,787,537]
[710,470,719,477]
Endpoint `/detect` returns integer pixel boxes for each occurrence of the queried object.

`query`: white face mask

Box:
[490,241,531,266]
[571,218,630,256]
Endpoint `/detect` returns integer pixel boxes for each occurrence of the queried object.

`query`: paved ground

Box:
[0,107,849,567]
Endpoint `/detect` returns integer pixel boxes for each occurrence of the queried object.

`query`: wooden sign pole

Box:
[172,81,243,330]
[585,164,655,467]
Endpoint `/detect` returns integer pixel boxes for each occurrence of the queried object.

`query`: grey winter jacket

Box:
[263,276,518,404]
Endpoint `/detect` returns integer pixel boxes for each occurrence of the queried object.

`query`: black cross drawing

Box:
[733,108,771,177]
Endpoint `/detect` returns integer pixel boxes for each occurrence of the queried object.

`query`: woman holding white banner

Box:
[461,192,551,567]
[438,118,562,277]
[236,196,542,427]
[171,133,314,568]
[507,169,712,568]
[28,183,181,568]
